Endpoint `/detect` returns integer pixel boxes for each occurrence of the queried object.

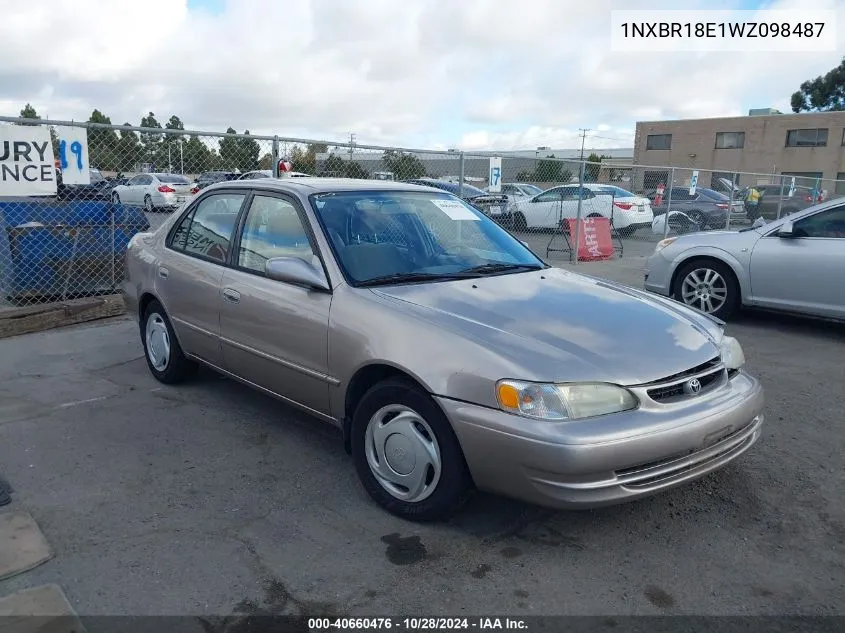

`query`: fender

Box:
[669,245,752,303]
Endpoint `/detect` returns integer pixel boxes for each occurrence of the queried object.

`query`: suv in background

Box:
[195,171,239,190]
[749,184,823,221]
[645,186,744,230]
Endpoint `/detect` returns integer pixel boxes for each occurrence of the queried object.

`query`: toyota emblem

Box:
[684,378,702,395]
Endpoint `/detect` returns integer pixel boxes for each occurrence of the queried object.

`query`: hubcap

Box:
[145,312,171,371]
[681,268,728,314]
[364,404,442,503]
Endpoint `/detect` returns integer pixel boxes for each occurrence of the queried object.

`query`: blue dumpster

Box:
[0,199,150,305]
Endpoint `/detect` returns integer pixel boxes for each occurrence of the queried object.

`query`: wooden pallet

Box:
[0,294,126,339]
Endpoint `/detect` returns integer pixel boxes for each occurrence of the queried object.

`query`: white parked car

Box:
[509,184,653,236]
[486,183,544,201]
[112,173,196,212]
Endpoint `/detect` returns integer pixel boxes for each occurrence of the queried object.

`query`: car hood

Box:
[371,268,724,385]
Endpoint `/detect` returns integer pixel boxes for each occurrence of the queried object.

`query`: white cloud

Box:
[0,0,843,151]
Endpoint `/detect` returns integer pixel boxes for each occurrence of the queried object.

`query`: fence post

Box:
[662,167,676,239]
[725,171,733,230]
[776,175,785,220]
[458,152,465,198]
[110,206,116,291]
[271,136,280,177]
[573,161,586,265]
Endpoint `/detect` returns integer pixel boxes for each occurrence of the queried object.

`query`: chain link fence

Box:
[2,115,844,310]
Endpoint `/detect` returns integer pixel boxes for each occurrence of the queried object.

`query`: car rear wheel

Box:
[687,210,706,231]
[111,192,121,205]
[144,195,155,213]
[513,212,527,231]
[673,259,740,320]
[141,300,198,384]
[351,378,473,521]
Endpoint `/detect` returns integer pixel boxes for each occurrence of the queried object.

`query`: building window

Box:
[785,128,828,147]
[646,134,672,150]
[836,173,845,195]
[715,132,745,149]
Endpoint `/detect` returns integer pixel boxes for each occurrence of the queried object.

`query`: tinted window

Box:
[129,176,144,185]
[238,195,315,273]
[697,188,729,201]
[646,134,672,150]
[172,193,246,263]
[793,206,845,238]
[715,132,745,149]
[535,189,562,202]
[785,129,828,147]
[158,174,191,184]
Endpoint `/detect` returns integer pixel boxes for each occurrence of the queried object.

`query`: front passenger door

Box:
[219,192,334,417]
[749,205,845,319]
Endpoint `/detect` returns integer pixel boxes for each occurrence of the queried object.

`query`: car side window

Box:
[128,175,143,186]
[792,206,845,239]
[170,193,246,263]
[535,189,561,202]
[237,195,316,274]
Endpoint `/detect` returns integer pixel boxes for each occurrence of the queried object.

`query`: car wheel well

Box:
[138,292,159,320]
[671,256,738,296]
[342,364,427,454]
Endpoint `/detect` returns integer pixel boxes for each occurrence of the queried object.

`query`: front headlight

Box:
[654,237,677,252]
[719,336,745,370]
[496,380,639,421]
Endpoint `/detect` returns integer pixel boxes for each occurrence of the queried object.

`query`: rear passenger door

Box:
[156,191,248,366]
[218,192,334,417]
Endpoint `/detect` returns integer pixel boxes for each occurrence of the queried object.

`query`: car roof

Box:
[202,177,443,195]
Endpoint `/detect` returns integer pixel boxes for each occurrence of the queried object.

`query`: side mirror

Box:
[265,257,330,291]
[776,221,795,238]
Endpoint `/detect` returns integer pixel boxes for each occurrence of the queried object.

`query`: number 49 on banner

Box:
[55,126,91,185]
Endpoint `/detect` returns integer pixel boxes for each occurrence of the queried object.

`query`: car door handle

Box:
[158,267,169,279]
[222,288,241,304]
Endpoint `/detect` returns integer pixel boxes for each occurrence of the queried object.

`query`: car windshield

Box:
[89,169,105,183]
[158,174,191,184]
[311,190,546,285]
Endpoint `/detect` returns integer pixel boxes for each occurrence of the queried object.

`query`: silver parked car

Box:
[645,198,845,321]
[122,178,764,521]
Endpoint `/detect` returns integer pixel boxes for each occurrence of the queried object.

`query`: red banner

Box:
[565,217,614,261]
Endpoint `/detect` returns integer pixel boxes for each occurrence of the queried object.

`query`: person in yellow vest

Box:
[745,185,762,221]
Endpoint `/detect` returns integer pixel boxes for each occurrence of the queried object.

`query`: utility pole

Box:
[578,128,591,161]
[348,133,356,161]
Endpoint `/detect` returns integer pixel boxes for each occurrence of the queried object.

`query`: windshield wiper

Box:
[459,262,545,275]
[356,271,480,287]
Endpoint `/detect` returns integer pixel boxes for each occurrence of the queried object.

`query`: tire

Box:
[513,212,527,231]
[350,378,473,522]
[687,210,705,231]
[112,192,121,205]
[673,259,740,321]
[144,195,155,213]
[141,300,198,384]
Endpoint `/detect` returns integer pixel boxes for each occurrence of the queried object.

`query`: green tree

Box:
[258,153,274,170]
[115,123,142,172]
[237,130,260,172]
[382,150,426,179]
[344,161,369,179]
[182,135,218,174]
[139,112,163,166]
[515,170,533,182]
[86,110,119,170]
[163,115,186,171]
[534,155,563,182]
[791,56,845,112]
[584,153,610,182]
[321,153,346,176]
[19,103,39,123]
[218,127,258,171]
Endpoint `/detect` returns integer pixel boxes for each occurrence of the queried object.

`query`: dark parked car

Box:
[55,167,114,202]
[645,187,744,230]
[402,178,509,221]
[746,184,823,221]
[195,171,239,190]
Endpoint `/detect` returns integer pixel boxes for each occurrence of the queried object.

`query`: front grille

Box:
[641,355,726,404]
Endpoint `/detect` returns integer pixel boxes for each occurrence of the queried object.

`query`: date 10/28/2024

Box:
[308,617,529,631]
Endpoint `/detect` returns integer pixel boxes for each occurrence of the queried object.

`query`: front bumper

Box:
[643,250,673,296]
[438,371,764,509]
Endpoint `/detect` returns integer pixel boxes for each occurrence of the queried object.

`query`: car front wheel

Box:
[673,259,740,320]
[351,378,473,521]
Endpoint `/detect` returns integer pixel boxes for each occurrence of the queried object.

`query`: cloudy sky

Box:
[0,0,842,152]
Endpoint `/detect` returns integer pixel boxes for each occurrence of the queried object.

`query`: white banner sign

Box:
[688,170,699,196]
[488,157,502,193]
[55,126,90,185]
[0,125,57,196]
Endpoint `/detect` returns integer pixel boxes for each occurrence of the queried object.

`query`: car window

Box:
[671,189,693,201]
[311,191,544,285]
[171,193,246,263]
[158,174,191,184]
[128,175,143,186]
[534,189,562,202]
[793,206,845,238]
[237,195,316,273]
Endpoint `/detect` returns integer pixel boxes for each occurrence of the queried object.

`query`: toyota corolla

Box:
[122,178,765,521]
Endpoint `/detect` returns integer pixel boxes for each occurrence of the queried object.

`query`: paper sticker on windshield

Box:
[430,198,481,221]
